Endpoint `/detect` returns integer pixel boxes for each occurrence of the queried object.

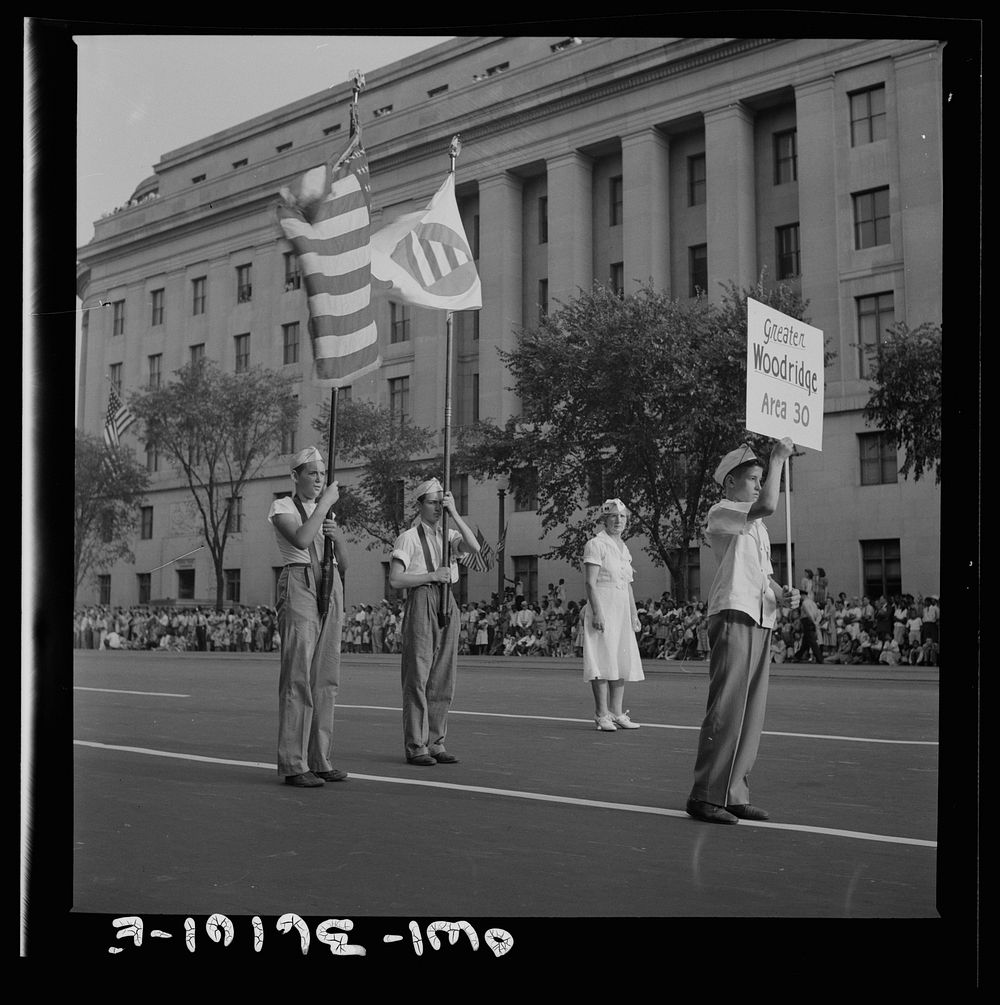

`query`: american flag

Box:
[277,133,380,387]
[458,526,494,572]
[103,383,135,448]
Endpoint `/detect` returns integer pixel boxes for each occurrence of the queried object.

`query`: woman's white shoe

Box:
[611,710,640,729]
[594,714,618,731]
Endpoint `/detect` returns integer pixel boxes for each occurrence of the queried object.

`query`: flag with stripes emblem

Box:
[103,383,135,449]
[371,172,482,311]
[277,133,380,387]
[458,526,494,572]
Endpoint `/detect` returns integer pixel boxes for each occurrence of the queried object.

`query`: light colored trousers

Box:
[275,565,344,778]
[689,610,771,807]
[400,584,459,759]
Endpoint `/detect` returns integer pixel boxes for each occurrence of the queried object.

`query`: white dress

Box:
[582,531,645,682]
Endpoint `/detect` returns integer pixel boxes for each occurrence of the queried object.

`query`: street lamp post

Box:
[496,474,508,602]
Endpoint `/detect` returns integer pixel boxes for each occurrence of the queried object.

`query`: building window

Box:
[688,153,706,206]
[427,83,449,98]
[450,473,469,513]
[769,543,796,589]
[281,401,298,455]
[456,564,469,605]
[112,300,125,336]
[586,459,607,507]
[236,264,252,303]
[232,158,247,170]
[853,187,890,249]
[609,175,623,226]
[109,362,122,396]
[471,312,480,341]
[282,322,300,365]
[190,343,205,365]
[389,376,410,425]
[513,556,539,604]
[323,124,341,136]
[177,569,195,601]
[668,547,701,601]
[390,302,411,344]
[146,446,158,473]
[513,466,538,512]
[150,288,164,326]
[192,174,206,184]
[859,432,898,485]
[98,574,111,605]
[192,276,206,315]
[538,196,548,244]
[283,252,301,291]
[776,223,801,279]
[610,262,624,297]
[857,292,895,378]
[773,129,798,184]
[224,569,241,604]
[140,506,153,539]
[850,85,887,146]
[276,141,292,153]
[483,62,509,78]
[538,279,548,321]
[472,372,480,424]
[861,538,901,601]
[147,354,162,390]
[226,496,244,534]
[471,214,480,260]
[234,333,250,373]
[373,104,393,118]
[137,573,151,606]
[689,244,708,296]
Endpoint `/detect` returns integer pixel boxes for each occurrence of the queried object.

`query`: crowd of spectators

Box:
[73,580,941,667]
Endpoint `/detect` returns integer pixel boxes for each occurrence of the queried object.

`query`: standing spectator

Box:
[820,597,838,655]
[921,596,940,645]
[514,600,535,635]
[800,569,814,600]
[813,568,828,606]
[892,597,909,645]
[372,600,387,654]
[793,592,824,664]
[475,614,489,655]
[906,607,923,651]
[582,498,645,731]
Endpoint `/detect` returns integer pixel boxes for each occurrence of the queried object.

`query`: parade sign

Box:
[745,298,824,451]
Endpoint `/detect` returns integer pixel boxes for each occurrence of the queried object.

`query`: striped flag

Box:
[371,172,482,311]
[103,383,135,448]
[458,526,493,572]
[277,133,380,387]
[495,521,508,556]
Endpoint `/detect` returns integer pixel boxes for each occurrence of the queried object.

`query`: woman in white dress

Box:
[582,498,645,730]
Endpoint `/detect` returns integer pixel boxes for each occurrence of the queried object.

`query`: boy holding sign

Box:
[686,437,797,825]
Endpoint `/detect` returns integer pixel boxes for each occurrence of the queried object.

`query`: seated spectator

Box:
[823,631,857,664]
[878,635,901,666]
[852,628,875,664]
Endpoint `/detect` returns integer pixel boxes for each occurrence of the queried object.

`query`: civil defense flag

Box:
[371,172,482,312]
[277,134,380,387]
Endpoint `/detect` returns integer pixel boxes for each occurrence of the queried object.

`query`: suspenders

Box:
[291,495,323,595]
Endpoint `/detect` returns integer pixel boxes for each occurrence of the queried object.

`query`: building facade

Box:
[76,36,943,610]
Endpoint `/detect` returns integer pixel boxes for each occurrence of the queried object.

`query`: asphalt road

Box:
[68,649,942,942]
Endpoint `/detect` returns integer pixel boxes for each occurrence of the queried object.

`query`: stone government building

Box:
[75,36,942,611]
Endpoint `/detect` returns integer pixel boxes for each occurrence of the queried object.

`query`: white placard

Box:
[745,298,825,451]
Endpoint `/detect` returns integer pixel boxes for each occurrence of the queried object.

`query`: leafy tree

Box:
[312,397,440,550]
[862,321,942,483]
[455,278,816,601]
[74,430,150,603]
[128,360,299,606]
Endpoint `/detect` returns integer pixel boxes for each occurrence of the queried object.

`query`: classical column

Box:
[794,76,842,376]
[621,128,671,294]
[704,102,757,301]
[546,150,593,304]
[477,171,523,421]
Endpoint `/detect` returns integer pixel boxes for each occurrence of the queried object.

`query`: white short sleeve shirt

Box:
[390,522,463,583]
[704,500,776,628]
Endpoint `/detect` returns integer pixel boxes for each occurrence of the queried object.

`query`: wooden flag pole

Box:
[438,135,462,627]
[784,457,794,601]
[318,69,365,616]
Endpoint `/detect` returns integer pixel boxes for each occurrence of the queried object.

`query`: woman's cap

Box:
[600,498,628,516]
[714,443,760,485]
